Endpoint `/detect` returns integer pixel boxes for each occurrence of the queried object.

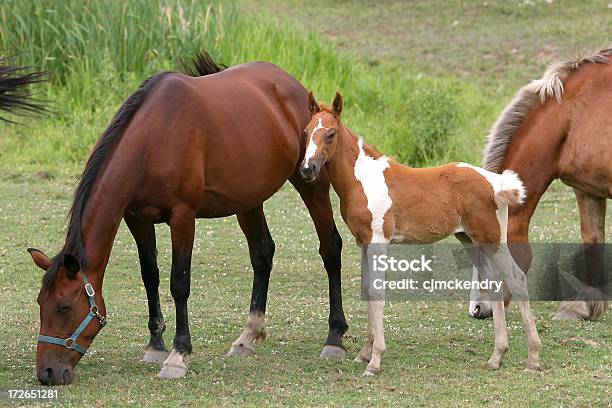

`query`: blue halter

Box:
[38,273,106,355]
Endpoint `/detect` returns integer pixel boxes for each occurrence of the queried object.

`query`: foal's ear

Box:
[307,91,320,114]
[332,91,343,117]
[63,253,80,277]
[27,248,52,271]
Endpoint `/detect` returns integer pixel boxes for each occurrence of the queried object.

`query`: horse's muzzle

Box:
[37,364,74,386]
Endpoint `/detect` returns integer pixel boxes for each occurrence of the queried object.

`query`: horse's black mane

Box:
[0,56,47,122]
[181,50,226,77]
[43,50,225,288]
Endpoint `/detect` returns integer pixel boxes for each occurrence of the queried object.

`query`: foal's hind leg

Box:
[555,189,608,320]
[125,215,169,365]
[227,205,274,357]
[159,207,195,379]
[290,173,348,359]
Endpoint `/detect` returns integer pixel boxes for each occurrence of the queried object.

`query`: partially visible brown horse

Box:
[0,55,46,121]
[28,52,348,385]
[470,48,611,320]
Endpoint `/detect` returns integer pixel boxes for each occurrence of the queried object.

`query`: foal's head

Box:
[28,248,105,385]
[300,91,343,182]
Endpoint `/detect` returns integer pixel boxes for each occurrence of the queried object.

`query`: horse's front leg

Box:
[159,208,195,379]
[290,174,348,359]
[125,215,169,364]
[555,189,608,320]
[227,205,274,357]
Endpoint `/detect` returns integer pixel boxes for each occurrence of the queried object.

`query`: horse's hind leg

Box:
[125,215,169,364]
[159,207,196,379]
[290,173,348,359]
[227,205,274,357]
[555,189,608,320]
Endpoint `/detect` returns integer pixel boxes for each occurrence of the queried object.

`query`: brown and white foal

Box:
[300,92,541,376]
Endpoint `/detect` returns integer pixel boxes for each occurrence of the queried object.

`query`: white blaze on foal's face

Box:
[303,117,325,166]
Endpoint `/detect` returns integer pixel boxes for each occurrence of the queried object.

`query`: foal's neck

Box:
[326,124,387,200]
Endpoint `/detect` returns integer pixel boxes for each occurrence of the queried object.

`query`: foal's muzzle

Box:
[300,158,323,183]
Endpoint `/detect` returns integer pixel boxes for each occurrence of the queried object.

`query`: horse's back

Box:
[121,62,310,218]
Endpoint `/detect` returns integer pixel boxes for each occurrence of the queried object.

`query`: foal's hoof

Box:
[525,361,542,372]
[362,367,378,376]
[142,349,169,365]
[354,353,370,363]
[158,363,188,379]
[486,359,502,370]
[226,343,255,357]
[320,345,346,359]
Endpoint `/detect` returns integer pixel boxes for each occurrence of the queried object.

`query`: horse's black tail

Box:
[181,50,226,77]
[0,56,48,122]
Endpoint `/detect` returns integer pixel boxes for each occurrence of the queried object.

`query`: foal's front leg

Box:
[356,244,387,375]
[159,209,195,379]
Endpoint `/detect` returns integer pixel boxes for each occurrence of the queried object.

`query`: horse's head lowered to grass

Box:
[28,248,106,386]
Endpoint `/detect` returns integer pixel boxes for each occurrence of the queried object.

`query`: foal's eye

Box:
[325,130,337,140]
[57,303,71,313]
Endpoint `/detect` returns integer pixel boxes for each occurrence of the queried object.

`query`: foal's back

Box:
[386,163,501,244]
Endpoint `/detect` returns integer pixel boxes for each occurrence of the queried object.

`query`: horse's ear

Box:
[307,91,320,114]
[27,248,52,271]
[63,253,80,277]
[332,91,343,117]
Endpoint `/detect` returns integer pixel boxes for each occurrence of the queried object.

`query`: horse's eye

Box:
[57,303,71,313]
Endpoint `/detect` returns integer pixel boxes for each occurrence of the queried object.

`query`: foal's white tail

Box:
[495,170,526,206]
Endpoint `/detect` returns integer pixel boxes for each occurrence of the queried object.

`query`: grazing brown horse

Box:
[300,92,541,376]
[27,52,348,385]
[470,48,612,320]
[0,56,47,121]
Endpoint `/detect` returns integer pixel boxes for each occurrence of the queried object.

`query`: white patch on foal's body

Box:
[303,117,325,166]
[354,138,392,243]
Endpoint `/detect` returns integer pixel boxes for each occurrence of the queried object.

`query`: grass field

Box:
[0,0,610,407]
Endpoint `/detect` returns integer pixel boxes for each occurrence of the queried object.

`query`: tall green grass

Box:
[0,0,486,174]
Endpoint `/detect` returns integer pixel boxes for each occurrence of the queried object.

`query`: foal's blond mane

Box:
[483,48,612,172]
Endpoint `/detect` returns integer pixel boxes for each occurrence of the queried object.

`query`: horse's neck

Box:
[501,103,567,239]
[80,160,136,287]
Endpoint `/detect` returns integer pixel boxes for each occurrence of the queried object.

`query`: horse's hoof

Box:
[320,345,346,359]
[553,310,582,321]
[362,367,378,376]
[142,349,169,365]
[158,363,188,379]
[487,359,502,370]
[226,344,255,357]
[554,301,589,320]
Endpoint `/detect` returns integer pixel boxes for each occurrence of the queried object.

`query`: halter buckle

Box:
[85,283,95,297]
[64,338,75,349]
[90,305,106,326]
